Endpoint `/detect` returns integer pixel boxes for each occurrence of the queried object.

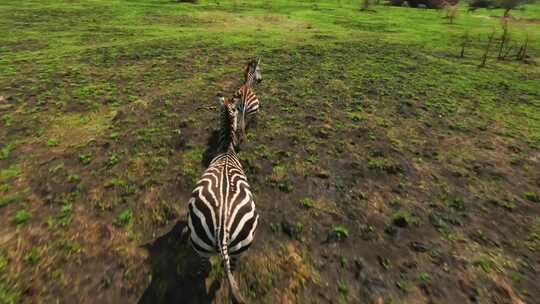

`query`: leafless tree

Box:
[479,29,496,67]
[460,31,470,58]
[497,17,511,59]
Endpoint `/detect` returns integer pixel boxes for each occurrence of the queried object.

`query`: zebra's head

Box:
[244,58,262,85]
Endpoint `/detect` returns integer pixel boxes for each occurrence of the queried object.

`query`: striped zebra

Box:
[233,58,262,142]
[187,96,259,304]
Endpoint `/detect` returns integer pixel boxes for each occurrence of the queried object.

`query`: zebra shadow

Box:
[138,221,221,304]
[202,130,221,168]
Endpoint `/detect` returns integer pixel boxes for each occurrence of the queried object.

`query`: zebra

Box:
[186,95,259,304]
[233,58,262,143]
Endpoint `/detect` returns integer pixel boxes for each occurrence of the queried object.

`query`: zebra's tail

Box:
[220,245,245,304]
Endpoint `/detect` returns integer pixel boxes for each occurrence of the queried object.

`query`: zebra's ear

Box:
[256,57,261,66]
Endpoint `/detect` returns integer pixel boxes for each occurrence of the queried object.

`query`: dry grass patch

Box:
[238,242,317,303]
[196,12,311,33]
[45,107,115,149]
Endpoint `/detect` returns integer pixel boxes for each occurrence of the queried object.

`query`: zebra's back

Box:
[188,153,259,257]
[235,85,260,118]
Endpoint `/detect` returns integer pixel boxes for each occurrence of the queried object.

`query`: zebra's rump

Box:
[235,86,260,117]
[187,158,259,257]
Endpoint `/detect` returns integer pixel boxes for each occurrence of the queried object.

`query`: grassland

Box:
[1,0,539,303]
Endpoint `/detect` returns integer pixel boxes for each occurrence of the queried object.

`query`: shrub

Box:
[47,138,59,147]
[468,0,536,14]
[115,210,133,227]
[469,0,497,10]
[525,192,540,203]
[361,0,374,10]
[444,4,459,23]
[498,0,535,16]
[0,195,20,207]
[389,0,458,9]
[333,226,350,240]
[12,210,32,224]
[79,154,93,165]
[300,198,314,208]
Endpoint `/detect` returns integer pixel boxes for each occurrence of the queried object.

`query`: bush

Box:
[444,4,459,23]
[469,0,496,9]
[12,210,32,224]
[361,0,374,10]
[469,0,537,14]
[497,0,534,16]
[389,0,458,9]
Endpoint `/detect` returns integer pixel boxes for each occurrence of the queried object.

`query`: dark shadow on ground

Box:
[202,130,220,168]
[138,221,221,304]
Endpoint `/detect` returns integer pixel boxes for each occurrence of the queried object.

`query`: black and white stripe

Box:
[243,58,262,88]
[188,153,258,258]
[234,58,262,129]
[187,98,258,304]
[234,85,260,120]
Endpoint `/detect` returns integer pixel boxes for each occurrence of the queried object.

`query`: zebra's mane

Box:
[217,100,238,154]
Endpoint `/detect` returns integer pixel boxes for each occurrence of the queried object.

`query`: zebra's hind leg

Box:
[198,256,211,274]
[180,225,189,242]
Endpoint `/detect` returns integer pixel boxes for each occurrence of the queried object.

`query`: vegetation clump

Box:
[367,157,402,174]
[300,198,314,209]
[389,0,458,8]
[12,210,32,224]
[331,226,350,241]
[0,195,20,207]
[115,210,133,227]
[525,192,540,203]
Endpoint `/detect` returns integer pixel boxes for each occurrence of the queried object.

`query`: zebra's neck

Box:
[217,108,236,154]
[217,128,236,154]
[245,73,256,88]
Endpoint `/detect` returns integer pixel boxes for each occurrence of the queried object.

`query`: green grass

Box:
[525,191,540,203]
[0,252,5,268]
[107,154,121,167]
[46,138,59,148]
[475,257,495,273]
[337,280,349,294]
[0,195,20,208]
[0,142,19,160]
[67,174,81,183]
[0,283,20,304]
[57,202,73,227]
[24,248,41,265]
[12,210,32,225]
[333,226,350,240]
[0,0,539,303]
[115,210,133,227]
[418,272,432,284]
[367,157,402,174]
[78,154,93,165]
[300,198,315,208]
[0,166,18,183]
